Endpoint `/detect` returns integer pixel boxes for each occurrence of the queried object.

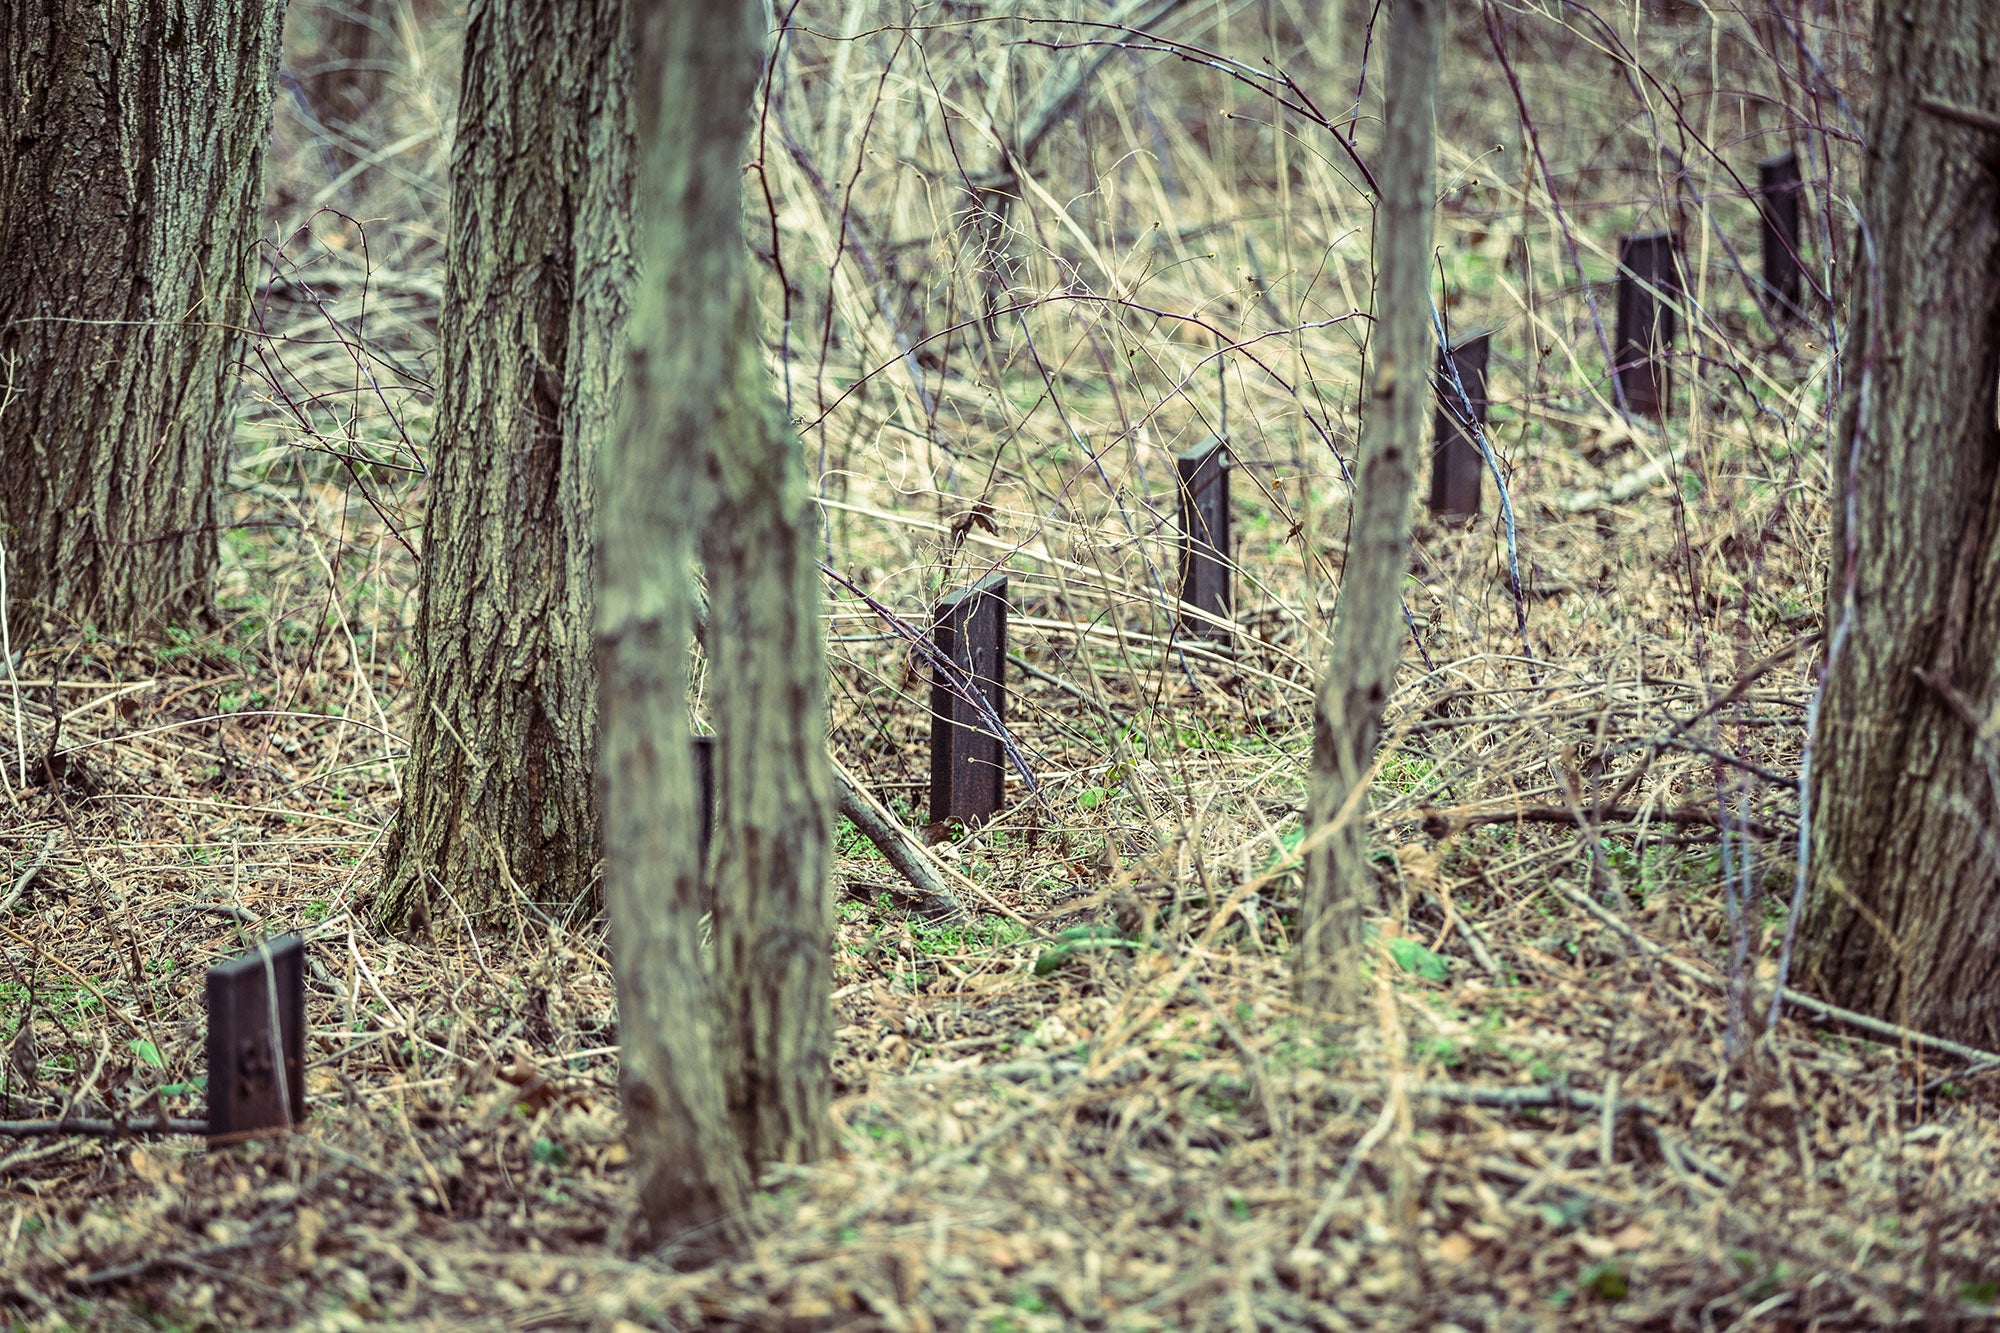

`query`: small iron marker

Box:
[1614,231,1680,419]
[1430,331,1491,520]
[929,572,1008,826]
[205,933,306,1141]
[692,734,716,869]
[1757,150,1804,322]
[1176,439,1232,642]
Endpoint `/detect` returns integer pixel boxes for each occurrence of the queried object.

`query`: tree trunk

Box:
[375,0,634,932]
[0,0,285,645]
[1800,5,2000,1047]
[1294,0,1439,1012]
[704,234,836,1173]
[603,0,834,1249]
[313,0,391,127]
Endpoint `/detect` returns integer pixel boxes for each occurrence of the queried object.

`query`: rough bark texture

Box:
[1295,0,1439,1012]
[0,0,285,644]
[1801,4,2000,1047]
[376,0,633,930]
[603,0,833,1249]
[704,234,837,1173]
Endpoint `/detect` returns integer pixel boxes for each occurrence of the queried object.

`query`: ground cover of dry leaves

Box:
[3,432,1997,1330]
[9,4,1999,1329]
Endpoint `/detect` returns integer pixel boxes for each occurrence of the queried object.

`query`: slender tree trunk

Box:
[1294,0,1439,1011]
[0,0,286,645]
[314,0,392,126]
[705,237,836,1172]
[1800,5,2000,1047]
[376,0,633,932]
[604,0,834,1249]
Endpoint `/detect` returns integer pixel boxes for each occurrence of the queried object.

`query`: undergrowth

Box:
[4,2,1997,1330]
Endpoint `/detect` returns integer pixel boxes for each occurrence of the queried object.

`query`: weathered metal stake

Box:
[1429,330,1491,519]
[205,934,305,1140]
[1613,231,1680,419]
[929,572,1008,825]
[1175,439,1232,640]
[1757,149,1804,321]
[692,735,716,870]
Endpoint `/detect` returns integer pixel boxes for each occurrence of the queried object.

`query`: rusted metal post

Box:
[1758,149,1804,321]
[205,934,306,1140]
[1175,439,1231,640]
[929,573,1008,825]
[1429,330,1491,519]
[1614,231,1680,419]
[691,735,715,870]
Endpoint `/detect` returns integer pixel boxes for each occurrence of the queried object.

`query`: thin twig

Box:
[1415,803,1782,840]
[1916,97,2000,137]
[1540,871,2000,1068]
[0,830,56,916]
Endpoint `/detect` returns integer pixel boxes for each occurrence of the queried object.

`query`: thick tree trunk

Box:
[1801,5,2000,1047]
[604,0,833,1249]
[1294,0,1439,1012]
[376,0,633,931]
[0,1,285,645]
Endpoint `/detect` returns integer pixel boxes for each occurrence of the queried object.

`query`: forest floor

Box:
[5,2,2000,1330]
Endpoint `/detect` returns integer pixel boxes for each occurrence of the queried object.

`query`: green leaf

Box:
[1581,1261,1628,1301]
[129,1039,165,1069]
[1388,936,1450,982]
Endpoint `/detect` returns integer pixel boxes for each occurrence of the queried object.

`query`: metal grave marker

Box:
[1176,439,1232,641]
[1429,330,1491,520]
[1758,150,1804,321]
[929,572,1008,825]
[205,933,306,1139]
[692,735,716,869]
[1613,231,1680,419]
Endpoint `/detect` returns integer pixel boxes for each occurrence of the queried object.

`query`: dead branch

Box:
[0,828,56,915]
[0,1115,205,1138]
[834,764,970,922]
[1416,803,1783,841]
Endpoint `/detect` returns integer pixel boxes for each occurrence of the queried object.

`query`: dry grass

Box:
[3,1,1998,1329]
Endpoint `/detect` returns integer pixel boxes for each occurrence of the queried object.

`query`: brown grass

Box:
[4,1,1997,1329]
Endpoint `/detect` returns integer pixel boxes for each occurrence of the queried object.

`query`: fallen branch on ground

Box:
[1416,803,1783,840]
[1539,873,2000,1069]
[0,829,57,916]
[1559,440,1686,512]
[834,764,970,922]
[0,1116,206,1138]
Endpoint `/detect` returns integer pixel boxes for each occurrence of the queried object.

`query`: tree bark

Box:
[1294,0,1439,1012]
[603,0,833,1249]
[1800,4,2000,1047]
[704,250,836,1171]
[375,0,633,931]
[0,0,286,645]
